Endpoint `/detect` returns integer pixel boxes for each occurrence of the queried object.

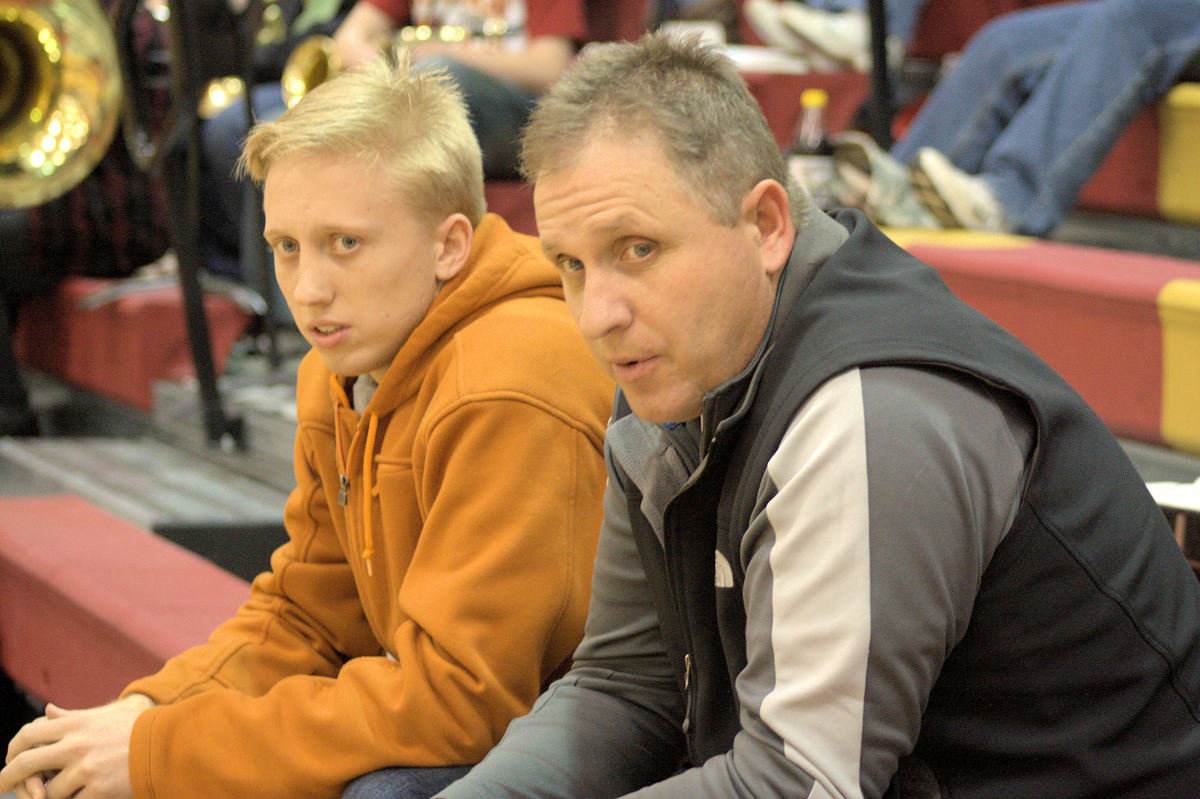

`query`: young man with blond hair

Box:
[3,51,612,799]
[439,32,1200,798]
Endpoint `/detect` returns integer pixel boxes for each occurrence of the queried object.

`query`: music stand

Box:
[115,0,266,450]
[865,0,894,148]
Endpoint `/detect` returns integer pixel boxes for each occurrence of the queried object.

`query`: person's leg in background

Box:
[341,765,472,799]
[744,0,925,70]
[825,2,1065,229]
[923,0,1200,236]
[887,2,1073,172]
[829,0,1200,234]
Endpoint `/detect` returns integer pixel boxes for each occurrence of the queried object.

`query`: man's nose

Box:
[289,255,335,306]
[573,269,634,341]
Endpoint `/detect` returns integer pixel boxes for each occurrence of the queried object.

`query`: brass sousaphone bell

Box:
[0,0,124,208]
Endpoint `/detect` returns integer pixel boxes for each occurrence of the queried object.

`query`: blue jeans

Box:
[890,0,1200,235]
[342,765,472,799]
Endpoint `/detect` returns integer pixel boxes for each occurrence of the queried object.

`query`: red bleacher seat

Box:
[888,229,1200,455]
[0,495,248,708]
[13,277,252,411]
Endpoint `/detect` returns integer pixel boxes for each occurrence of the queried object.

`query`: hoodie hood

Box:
[367,213,563,411]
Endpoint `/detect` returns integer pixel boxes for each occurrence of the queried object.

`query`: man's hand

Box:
[2,694,154,799]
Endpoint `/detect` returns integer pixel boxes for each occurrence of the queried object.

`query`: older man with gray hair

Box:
[439,31,1200,799]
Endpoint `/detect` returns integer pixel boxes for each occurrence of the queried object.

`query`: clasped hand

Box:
[1,694,152,799]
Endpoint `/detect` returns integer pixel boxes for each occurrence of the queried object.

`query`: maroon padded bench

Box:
[14,277,252,411]
[0,495,248,709]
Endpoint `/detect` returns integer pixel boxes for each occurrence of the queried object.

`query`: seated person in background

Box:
[2,50,613,799]
[831,0,1200,235]
[438,31,1200,798]
[202,0,587,285]
[0,2,170,438]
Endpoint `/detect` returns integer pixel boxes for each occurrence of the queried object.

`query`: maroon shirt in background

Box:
[359,0,588,43]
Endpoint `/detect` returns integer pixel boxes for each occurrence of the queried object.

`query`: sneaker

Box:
[776,3,893,73]
[742,0,840,71]
[909,147,1009,232]
[831,130,941,229]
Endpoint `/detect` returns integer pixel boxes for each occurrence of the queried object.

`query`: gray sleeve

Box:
[619,365,1032,799]
[440,449,686,798]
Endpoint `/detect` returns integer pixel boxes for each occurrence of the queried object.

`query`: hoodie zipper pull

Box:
[338,474,350,506]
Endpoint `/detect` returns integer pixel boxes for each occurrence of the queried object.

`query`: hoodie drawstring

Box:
[360,413,380,576]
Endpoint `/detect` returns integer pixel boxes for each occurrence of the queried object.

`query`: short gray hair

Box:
[520,31,807,227]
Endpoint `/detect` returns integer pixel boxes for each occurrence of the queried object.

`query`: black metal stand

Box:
[866,0,894,149]
[115,0,272,449]
[161,116,245,450]
[240,118,284,374]
[158,0,250,450]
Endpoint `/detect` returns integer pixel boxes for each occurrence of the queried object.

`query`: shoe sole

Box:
[832,139,872,176]
[908,158,962,228]
[743,0,810,54]
[776,6,866,71]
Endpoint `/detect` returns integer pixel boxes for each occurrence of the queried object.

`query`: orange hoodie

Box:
[122,214,613,798]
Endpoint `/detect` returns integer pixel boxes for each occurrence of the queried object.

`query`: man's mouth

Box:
[611,356,657,380]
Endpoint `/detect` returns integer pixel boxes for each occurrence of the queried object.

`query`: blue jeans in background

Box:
[890,0,1200,235]
[342,765,472,799]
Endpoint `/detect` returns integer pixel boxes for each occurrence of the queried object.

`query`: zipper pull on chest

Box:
[338,474,350,506]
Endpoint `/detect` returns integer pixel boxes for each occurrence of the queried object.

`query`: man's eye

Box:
[274,239,297,255]
[335,235,359,251]
[624,241,654,260]
[557,256,585,273]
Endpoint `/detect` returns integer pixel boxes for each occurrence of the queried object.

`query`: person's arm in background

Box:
[334,0,399,67]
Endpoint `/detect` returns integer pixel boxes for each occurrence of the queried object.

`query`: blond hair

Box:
[240,49,486,225]
[521,32,807,227]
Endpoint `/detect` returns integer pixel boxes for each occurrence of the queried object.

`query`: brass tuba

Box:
[0,0,124,208]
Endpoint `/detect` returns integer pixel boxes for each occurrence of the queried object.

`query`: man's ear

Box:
[741,179,795,277]
[434,213,473,283]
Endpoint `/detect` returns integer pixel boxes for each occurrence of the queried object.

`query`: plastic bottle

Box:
[786,87,836,211]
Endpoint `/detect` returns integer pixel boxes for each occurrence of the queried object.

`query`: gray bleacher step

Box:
[1120,439,1200,485]
[1055,210,1200,262]
[0,435,288,531]
[151,375,299,495]
[0,432,291,582]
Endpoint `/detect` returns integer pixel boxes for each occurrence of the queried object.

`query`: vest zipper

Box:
[682,652,694,734]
